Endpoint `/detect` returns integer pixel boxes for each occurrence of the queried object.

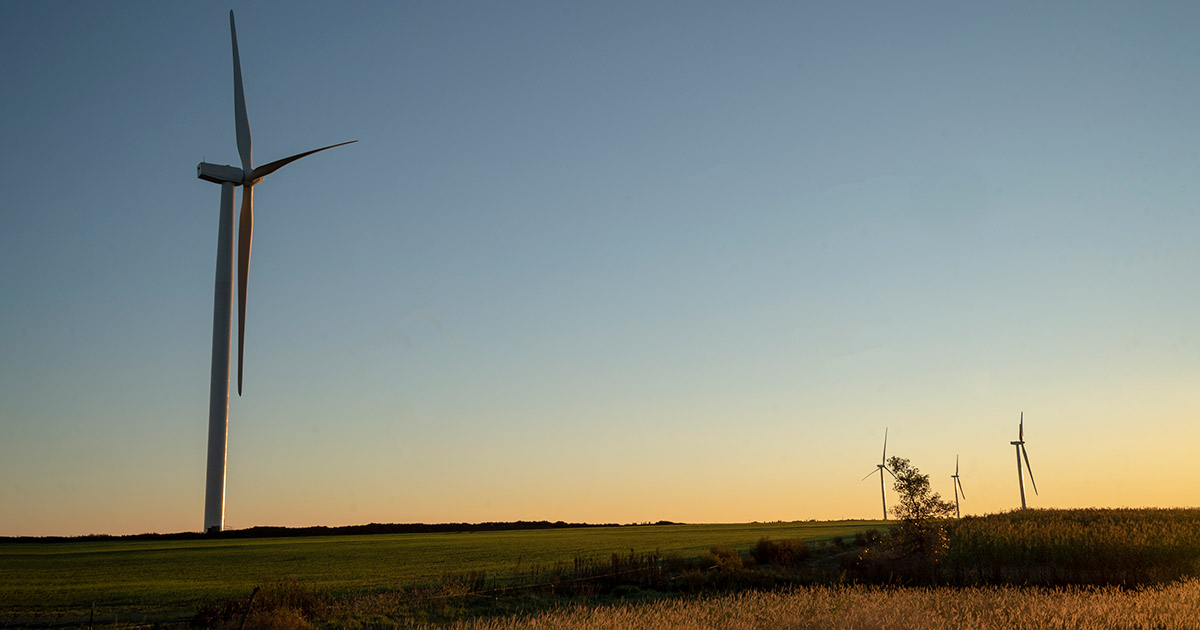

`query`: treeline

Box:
[2,520,680,544]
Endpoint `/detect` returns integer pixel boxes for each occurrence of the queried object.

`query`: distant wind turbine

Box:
[861,428,896,520]
[950,454,966,518]
[196,11,356,534]
[1010,412,1038,509]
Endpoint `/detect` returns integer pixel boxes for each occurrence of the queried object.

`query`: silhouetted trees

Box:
[886,456,957,578]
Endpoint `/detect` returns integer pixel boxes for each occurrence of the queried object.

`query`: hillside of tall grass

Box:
[943,508,1200,585]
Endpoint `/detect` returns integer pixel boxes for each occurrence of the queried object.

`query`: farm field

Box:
[0,520,883,623]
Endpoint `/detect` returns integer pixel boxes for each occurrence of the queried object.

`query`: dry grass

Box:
[945,508,1200,585]
[423,579,1200,630]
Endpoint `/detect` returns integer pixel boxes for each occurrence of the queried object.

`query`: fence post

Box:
[238,586,260,630]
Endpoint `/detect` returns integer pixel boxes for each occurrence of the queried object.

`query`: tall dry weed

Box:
[423,579,1200,630]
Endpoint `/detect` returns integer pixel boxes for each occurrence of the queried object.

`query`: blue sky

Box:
[2,1,1198,536]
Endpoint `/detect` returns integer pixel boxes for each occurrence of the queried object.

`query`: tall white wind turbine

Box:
[950,454,966,518]
[1010,412,1038,509]
[861,428,896,520]
[196,11,356,533]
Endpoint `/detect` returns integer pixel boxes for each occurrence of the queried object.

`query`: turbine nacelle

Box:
[197,162,244,185]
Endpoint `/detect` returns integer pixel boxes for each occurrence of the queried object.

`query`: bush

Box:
[705,546,743,572]
[854,529,881,547]
[749,537,810,568]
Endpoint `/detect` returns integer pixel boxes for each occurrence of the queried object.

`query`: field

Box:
[432,581,1200,630]
[0,520,882,624]
[8,509,1200,628]
[945,508,1200,584]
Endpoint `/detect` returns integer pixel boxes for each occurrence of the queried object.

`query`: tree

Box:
[886,456,957,576]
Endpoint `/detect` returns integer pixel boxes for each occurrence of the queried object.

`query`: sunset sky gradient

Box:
[1,1,1198,536]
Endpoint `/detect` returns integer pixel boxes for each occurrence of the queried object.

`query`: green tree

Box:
[887,456,957,576]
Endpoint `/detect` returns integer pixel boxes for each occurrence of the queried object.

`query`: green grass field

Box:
[0,520,885,623]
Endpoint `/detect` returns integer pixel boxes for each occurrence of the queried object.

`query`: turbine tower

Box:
[1010,412,1038,509]
[197,11,356,534]
[950,454,966,518]
[861,428,896,520]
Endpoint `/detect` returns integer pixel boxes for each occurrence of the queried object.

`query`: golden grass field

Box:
[424,580,1200,630]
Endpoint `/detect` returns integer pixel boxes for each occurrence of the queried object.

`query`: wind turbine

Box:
[196,11,356,533]
[950,454,966,518]
[861,428,896,520]
[1010,412,1038,509]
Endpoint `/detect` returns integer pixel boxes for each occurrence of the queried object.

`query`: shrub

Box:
[705,546,743,572]
[854,529,882,547]
[749,537,810,568]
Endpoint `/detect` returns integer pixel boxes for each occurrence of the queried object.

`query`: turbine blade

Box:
[251,141,358,181]
[881,427,888,463]
[1022,445,1038,495]
[862,469,878,482]
[236,185,254,396]
[957,477,966,499]
[231,11,253,174]
[1019,411,1024,442]
[884,466,897,479]
[955,454,959,475]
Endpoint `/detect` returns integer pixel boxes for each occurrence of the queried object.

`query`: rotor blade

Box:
[230,11,253,174]
[956,477,966,499]
[884,466,897,479]
[881,427,888,463]
[236,185,254,396]
[1019,411,1024,442]
[955,454,959,475]
[1022,444,1038,495]
[251,141,358,181]
[862,469,879,482]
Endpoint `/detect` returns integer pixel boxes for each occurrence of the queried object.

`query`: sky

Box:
[1,1,1198,537]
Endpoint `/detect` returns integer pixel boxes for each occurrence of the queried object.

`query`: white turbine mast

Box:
[861,428,896,520]
[1009,412,1038,510]
[197,10,356,534]
[950,454,966,518]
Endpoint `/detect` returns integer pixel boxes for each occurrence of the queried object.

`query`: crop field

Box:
[0,520,882,623]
